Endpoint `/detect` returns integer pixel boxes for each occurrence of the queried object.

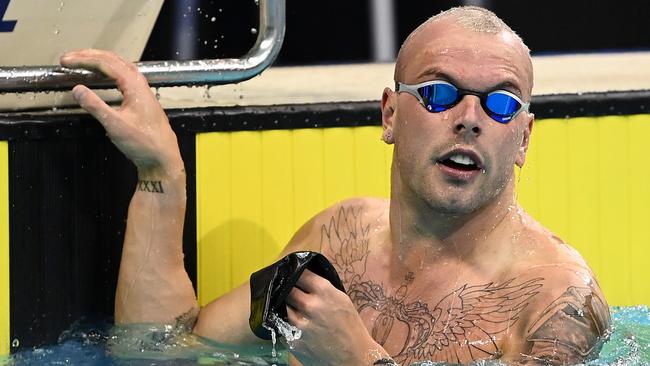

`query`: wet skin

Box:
[278,19,609,365]
[62,15,609,366]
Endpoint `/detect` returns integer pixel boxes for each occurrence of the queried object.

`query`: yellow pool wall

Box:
[0,141,9,356]
[196,115,650,307]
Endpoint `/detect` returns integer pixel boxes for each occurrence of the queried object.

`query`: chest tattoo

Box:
[320,206,545,365]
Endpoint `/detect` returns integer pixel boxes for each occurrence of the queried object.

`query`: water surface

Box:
[2,306,648,366]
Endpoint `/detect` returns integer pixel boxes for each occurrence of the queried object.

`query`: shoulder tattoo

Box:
[523,286,611,364]
[320,205,371,284]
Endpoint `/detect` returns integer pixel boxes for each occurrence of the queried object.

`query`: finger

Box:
[285,287,312,315]
[295,269,330,294]
[286,303,308,329]
[71,84,121,133]
[60,50,145,96]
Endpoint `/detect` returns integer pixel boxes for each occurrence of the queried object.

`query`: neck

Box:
[389,177,517,263]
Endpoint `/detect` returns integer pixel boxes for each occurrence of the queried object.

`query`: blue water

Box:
[2,306,649,366]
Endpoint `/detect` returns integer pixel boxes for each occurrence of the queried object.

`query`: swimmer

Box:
[61,6,610,365]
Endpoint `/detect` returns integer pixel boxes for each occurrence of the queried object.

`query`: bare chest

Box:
[316,205,542,364]
[345,270,542,365]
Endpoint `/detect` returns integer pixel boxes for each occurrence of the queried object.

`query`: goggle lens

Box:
[485,91,522,122]
[419,82,457,112]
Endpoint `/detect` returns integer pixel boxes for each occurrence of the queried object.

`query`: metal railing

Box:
[0,0,285,93]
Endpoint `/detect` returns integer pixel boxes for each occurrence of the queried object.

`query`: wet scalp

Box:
[394,6,532,85]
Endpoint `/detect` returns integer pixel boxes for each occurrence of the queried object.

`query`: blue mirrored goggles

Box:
[396,80,530,124]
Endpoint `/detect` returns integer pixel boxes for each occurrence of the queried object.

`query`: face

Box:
[383,19,534,216]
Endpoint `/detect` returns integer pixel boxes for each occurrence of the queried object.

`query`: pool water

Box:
[2,306,648,366]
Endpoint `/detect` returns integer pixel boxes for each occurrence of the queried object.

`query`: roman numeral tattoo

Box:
[137,180,164,193]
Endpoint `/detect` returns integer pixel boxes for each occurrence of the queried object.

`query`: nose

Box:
[453,95,483,137]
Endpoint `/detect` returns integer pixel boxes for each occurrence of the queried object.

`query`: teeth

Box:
[449,154,475,166]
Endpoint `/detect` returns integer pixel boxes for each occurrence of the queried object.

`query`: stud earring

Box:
[382,129,394,144]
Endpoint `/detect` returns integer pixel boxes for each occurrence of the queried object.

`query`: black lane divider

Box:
[0,90,648,140]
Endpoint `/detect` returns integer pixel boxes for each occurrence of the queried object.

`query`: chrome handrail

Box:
[0,0,285,92]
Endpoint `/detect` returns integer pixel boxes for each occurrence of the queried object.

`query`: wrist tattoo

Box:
[138,180,164,193]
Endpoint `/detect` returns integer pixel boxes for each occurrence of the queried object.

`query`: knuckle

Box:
[312,276,330,292]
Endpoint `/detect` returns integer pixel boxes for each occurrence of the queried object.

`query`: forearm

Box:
[115,161,199,325]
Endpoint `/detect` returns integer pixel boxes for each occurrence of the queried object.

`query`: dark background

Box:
[142,0,650,65]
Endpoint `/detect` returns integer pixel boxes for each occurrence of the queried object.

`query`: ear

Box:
[381,87,396,144]
[515,113,534,167]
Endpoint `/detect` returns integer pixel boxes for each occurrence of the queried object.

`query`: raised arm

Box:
[63,51,390,364]
[61,50,199,326]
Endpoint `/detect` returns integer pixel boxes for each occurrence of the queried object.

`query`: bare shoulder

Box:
[280,197,389,256]
[506,213,611,364]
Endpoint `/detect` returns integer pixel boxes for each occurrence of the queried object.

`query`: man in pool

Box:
[61,6,610,366]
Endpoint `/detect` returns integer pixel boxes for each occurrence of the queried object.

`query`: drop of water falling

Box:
[251,28,258,35]
[270,328,277,357]
[254,0,259,5]
[11,338,19,347]
[210,16,216,22]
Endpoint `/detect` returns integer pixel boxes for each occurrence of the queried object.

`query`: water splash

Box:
[262,322,278,358]
[268,313,302,345]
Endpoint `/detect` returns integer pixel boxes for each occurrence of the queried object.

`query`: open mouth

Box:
[439,153,480,171]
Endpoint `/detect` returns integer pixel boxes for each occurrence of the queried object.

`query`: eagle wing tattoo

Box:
[350,277,544,365]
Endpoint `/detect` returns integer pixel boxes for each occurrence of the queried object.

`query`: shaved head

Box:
[394,6,533,95]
